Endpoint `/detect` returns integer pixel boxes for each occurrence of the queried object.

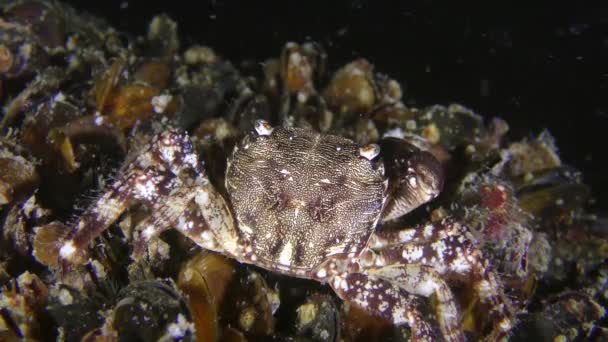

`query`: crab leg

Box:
[33,129,232,267]
[369,218,513,340]
[34,165,170,267]
[366,264,463,341]
[328,272,437,341]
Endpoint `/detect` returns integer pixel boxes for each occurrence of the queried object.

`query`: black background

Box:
[63,0,607,210]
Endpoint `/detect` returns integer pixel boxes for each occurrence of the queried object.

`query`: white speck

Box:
[316,268,327,278]
[319,330,329,339]
[408,176,418,188]
[398,229,416,242]
[201,231,212,240]
[142,225,155,239]
[195,191,209,205]
[159,146,175,163]
[151,94,172,114]
[90,260,107,279]
[280,169,290,175]
[183,153,198,169]
[166,314,194,338]
[297,92,308,103]
[382,127,405,139]
[320,178,331,184]
[405,120,417,130]
[135,179,157,200]
[59,240,77,259]
[288,176,294,181]
[414,277,437,297]
[289,52,302,65]
[430,240,448,263]
[336,146,342,151]
[476,280,493,299]
[391,307,407,324]
[183,269,193,282]
[58,288,74,305]
[339,278,350,290]
[498,318,512,331]
[423,225,434,238]
[94,116,104,126]
[53,92,66,102]
[450,256,471,273]
[278,241,293,266]
[240,224,253,235]
[403,246,423,261]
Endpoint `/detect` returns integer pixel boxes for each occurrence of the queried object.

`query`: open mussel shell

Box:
[177,252,236,341]
[177,251,281,339]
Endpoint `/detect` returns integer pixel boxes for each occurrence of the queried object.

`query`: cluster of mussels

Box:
[0,1,606,341]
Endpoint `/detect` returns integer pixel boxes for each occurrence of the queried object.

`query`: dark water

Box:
[66,0,608,210]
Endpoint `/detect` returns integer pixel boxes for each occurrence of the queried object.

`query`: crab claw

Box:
[379,137,444,222]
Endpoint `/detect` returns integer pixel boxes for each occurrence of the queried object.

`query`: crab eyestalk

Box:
[254,119,274,136]
[379,137,444,222]
[359,143,381,160]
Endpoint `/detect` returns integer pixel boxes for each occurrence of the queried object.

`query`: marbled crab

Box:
[34,119,513,341]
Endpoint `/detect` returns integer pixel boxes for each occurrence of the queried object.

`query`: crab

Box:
[34,119,514,341]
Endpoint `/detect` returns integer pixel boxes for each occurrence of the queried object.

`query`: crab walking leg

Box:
[34,166,165,267]
[328,272,436,341]
[369,218,465,250]
[372,220,514,339]
[130,193,202,261]
[368,225,428,249]
[34,129,209,267]
[366,264,464,341]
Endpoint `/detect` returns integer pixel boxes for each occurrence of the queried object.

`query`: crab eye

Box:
[359,143,380,160]
[254,119,274,136]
